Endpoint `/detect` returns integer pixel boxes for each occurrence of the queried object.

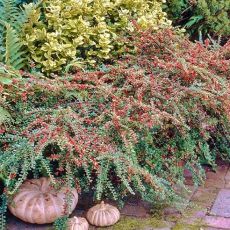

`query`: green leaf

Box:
[185,15,204,28]
[0,105,11,124]
[0,76,12,84]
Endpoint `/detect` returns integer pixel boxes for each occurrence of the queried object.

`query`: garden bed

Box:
[0,0,229,229]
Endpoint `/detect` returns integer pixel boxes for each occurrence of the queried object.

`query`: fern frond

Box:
[0,0,19,27]
[0,0,42,70]
[0,21,26,69]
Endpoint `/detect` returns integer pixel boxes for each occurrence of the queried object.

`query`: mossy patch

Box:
[97,216,172,230]
[172,223,203,230]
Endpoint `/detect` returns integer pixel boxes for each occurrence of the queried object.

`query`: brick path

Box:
[6,162,230,230]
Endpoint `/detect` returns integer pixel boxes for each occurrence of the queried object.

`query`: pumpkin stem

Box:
[73,216,79,224]
[100,201,105,208]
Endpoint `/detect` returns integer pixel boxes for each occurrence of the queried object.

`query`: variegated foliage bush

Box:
[22,0,170,73]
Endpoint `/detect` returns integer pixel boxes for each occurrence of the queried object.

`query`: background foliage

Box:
[164,0,230,39]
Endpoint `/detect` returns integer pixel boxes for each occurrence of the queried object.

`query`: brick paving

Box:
[6,162,230,230]
[211,189,230,217]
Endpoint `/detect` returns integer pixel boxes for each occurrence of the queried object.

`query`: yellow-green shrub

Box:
[22,0,170,73]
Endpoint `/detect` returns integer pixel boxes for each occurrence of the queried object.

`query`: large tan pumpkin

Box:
[8,177,78,224]
[86,201,120,227]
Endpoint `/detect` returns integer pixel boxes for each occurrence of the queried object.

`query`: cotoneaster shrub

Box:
[0,30,229,212]
[22,0,170,73]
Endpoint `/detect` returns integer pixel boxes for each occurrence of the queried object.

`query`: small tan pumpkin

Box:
[8,177,78,224]
[68,217,89,230]
[86,201,120,227]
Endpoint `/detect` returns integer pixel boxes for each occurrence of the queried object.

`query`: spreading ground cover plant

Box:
[0,30,229,221]
[164,0,230,39]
